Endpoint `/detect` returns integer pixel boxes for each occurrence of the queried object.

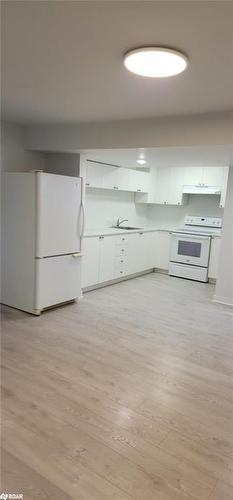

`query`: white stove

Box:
[168,216,222,283]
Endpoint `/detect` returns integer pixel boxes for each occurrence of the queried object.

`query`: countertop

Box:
[84,226,222,238]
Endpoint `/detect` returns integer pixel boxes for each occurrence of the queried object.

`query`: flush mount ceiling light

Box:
[136,158,147,165]
[123,47,188,77]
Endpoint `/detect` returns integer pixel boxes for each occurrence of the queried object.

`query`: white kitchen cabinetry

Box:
[153,167,169,205]
[99,235,121,282]
[82,231,156,289]
[219,168,229,208]
[154,231,171,270]
[129,232,155,272]
[81,236,101,288]
[208,237,221,279]
[169,167,187,205]
[202,167,225,187]
[85,161,149,193]
[86,162,105,188]
[136,166,229,207]
[136,167,186,206]
[130,170,149,193]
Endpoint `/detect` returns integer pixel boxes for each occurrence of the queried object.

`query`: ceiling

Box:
[82,145,233,169]
[1,1,233,125]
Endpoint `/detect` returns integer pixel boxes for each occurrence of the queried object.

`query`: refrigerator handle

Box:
[80,177,85,253]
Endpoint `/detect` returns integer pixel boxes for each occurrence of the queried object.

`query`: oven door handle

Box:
[172,233,211,241]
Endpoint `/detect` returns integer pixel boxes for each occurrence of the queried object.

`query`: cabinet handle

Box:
[139,232,143,235]
[99,236,104,240]
[121,260,124,263]
[121,249,124,252]
[137,189,141,192]
[120,271,123,274]
[113,186,119,190]
[86,182,90,186]
[122,238,125,241]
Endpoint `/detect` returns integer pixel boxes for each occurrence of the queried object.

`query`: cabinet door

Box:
[81,237,100,288]
[208,237,221,279]
[154,167,170,204]
[154,231,171,270]
[117,167,132,191]
[131,170,149,193]
[202,167,224,187]
[183,167,203,186]
[219,168,229,208]
[86,162,105,188]
[168,167,186,205]
[102,166,119,190]
[128,232,154,273]
[99,235,117,282]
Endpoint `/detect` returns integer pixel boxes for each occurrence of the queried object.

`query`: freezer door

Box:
[36,173,82,257]
[35,254,82,310]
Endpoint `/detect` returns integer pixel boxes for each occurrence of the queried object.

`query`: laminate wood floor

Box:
[1,273,233,500]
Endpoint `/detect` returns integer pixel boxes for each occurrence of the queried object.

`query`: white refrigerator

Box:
[2,171,84,315]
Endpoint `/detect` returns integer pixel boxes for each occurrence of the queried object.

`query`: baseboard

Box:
[154,268,168,275]
[213,295,233,307]
[82,269,154,293]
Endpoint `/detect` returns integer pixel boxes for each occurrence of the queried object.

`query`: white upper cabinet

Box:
[86,162,105,188]
[85,161,149,193]
[219,168,229,208]
[202,167,225,187]
[184,166,227,187]
[130,170,149,193]
[102,165,119,190]
[167,167,186,205]
[136,167,187,206]
[136,166,229,207]
[153,167,168,204]
[183,167,203,186]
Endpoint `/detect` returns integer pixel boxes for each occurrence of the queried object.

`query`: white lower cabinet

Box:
[82,232,156,289]
[99,235,120,282]
[81,236,101,288]
[208,237,221,279]
[129,232,155,273]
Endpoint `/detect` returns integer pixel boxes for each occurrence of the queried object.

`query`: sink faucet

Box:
[116,218,128,227]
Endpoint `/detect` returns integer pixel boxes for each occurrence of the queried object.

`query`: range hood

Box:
[183,185,221,195]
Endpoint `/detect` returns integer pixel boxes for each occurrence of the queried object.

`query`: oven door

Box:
[170,233,211,267]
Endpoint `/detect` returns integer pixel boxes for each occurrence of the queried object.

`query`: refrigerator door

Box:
[35,254,82,311]
[36,173,82,257]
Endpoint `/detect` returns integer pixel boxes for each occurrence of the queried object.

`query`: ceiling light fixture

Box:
[124,47,188,77]
[137,158,147,165]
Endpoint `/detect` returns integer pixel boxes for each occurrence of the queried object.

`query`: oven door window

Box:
[178,240,202,258]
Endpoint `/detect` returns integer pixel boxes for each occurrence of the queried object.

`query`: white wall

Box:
[85,188,148,229]
[147,194,224,229]
[25,111,233,151]
[1,121,45,172]
[214,167,233,306]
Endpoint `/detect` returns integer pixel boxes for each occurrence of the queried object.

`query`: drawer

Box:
[114,267,128,279]
[115,255,128,266]
[115,246,128,257]
[115,235,129,246]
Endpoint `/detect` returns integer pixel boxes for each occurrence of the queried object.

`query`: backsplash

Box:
[85,188,148,229]
[147,194,224,228]
[85,190,224,230]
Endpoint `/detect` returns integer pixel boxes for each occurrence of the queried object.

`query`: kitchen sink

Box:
[113,226,143,230]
